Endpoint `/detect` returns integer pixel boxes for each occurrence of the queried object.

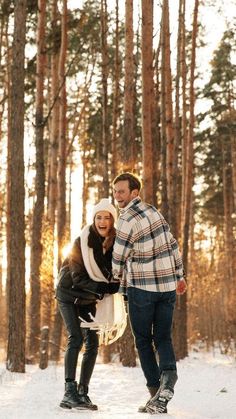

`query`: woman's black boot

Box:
[60,381,81,409]
[77,384,98,410]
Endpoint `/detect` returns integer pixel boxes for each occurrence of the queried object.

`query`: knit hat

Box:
[92,198,117,223]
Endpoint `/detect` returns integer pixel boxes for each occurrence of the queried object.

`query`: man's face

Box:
[113,180,139,208]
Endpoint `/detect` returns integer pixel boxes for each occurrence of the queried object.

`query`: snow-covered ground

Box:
[0,349,235,419]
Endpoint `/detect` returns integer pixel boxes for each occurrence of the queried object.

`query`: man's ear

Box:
[131,189,139,199]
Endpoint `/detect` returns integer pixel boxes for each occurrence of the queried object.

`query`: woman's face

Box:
[94,211,113,237]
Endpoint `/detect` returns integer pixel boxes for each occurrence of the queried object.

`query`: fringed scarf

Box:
[80,225,127,345]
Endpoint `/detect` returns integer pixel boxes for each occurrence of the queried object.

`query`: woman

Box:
[56,198,120,410]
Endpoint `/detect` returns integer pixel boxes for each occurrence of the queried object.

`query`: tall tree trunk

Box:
[41,0,60,331]
[111,0,120,181]
[119,2,137,358]
[100,1,111,358]
[163,0,175,228]
[7,0,27,373]
[100,0,109,198]
[141,0,155,204]
[152,42,161,208]
[231,131,236,212]
[50,0,68,361]
[182,0,199,273]
[176,0,199,361]
[173,0,185,240]
[6,14,11,326]
[48,0,60,227]
[122,0,135,172]
[222,135,236,338]
[57,0,68,268]
[0,199,6,342]
[133,26,141,171]
[160,7,168,218]
[28,0,46,360]
[180,0,187,234]
[0,13,7,342]
[222,138,234,282]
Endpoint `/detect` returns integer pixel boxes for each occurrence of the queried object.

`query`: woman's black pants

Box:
[58,301,99,386]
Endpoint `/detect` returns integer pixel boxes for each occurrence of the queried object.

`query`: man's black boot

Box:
[146,370,178,414]
[77,384,98,410]
[138,386,159,413]
[60,381,81,409]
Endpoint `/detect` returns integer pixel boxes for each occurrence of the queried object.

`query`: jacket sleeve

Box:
[68,237,101,295]
[160,216,184,281]
[112,218,134,289]
[169,232,184,280]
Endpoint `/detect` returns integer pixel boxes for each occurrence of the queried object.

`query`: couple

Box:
[56,172,187,414]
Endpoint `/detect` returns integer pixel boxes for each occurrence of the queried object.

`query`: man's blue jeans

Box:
[127,287,176,388]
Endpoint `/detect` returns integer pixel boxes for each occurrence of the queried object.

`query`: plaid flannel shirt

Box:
[112,197,184,293]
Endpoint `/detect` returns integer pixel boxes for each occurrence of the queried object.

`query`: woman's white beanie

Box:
[92,198,117,223]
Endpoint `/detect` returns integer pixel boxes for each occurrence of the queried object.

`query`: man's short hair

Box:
[113,172,142,192]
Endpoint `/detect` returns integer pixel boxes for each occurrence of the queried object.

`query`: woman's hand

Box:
[107,281,120,294]
[96,282,110,294]
[96,281,120,295]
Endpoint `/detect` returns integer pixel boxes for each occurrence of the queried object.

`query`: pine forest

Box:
[0,0,236,372]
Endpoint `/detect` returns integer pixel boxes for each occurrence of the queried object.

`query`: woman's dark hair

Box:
[112,172,142,192]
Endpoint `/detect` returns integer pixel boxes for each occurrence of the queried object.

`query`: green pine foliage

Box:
[196,28,236,228]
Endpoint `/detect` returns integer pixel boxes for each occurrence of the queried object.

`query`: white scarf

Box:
[79,225,127,345]
[80,225,108,282]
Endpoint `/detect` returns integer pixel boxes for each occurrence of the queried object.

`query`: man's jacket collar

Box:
[120,196,141,214]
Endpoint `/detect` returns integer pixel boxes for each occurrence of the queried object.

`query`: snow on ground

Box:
[0,350,235,419]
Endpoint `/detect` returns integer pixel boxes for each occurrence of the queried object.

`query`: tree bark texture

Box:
[141,0,155,204]
[162,0,175,228]
[7,0,27,373]
[51,0,68,361]
[122,0,135,172]
[160,6,168,218]
[111,0,121,180]
[29,0,47,359]
[100,0,109,197]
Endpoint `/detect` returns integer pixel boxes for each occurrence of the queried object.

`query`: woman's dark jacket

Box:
[55,226,113,306]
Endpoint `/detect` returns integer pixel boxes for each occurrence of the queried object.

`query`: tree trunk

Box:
[180,0,187,236]
[176,0,199,361]
[48,0,60,226]
[7,0,27,373]
[172,0,185,240]
[28,0,46,360]
[222,135,236,338]
[100,0,109,198]
[222,138,234,282]
[111,0,120,181]
[152,38,161,207]
[50,0,68,362]
[39,326,49,370]
[163,0,175,228]
[182,0,199,274]
[230,113,236,211]
[41,0,60,333]
[122,0,135,172]
[160,6,168,218]
[119,316,136,367]
[141,0,155,204]
[57,0,68,267]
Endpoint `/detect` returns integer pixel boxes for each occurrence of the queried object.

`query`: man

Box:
[112,172,187,414]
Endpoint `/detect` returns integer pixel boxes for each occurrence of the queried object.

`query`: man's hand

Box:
[176,279,187,295]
